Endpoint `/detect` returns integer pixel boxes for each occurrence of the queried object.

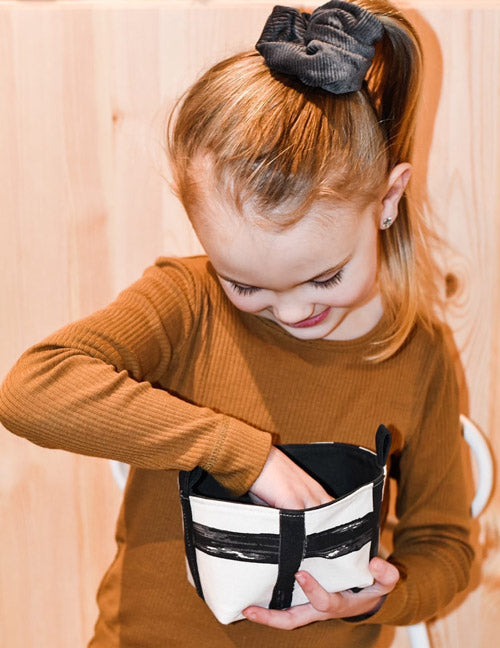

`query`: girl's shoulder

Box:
[399,317,457,382]
[137,254,219,300]
[135,254,227,315]
[149,254,212,284]
[411,317,452,353]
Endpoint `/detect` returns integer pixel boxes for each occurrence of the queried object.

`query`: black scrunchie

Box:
[255,1,384,94]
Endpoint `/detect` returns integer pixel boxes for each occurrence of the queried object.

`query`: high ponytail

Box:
[350,0,438,359]
[360,0,423,166]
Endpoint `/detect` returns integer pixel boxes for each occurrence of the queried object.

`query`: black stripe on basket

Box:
[269,511,306,609]
[192,511,374,564]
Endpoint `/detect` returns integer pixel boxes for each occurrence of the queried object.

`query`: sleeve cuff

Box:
[342,594,387,623]
[205,416,273,495]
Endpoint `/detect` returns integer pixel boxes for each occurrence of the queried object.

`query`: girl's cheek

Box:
[231,296,267,313]
[329,273,377,307]
[220,287,267,313]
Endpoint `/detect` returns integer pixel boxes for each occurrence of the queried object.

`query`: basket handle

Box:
[376,425,392,467]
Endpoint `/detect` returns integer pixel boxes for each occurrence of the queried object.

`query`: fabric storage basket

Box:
[178,424,391,625]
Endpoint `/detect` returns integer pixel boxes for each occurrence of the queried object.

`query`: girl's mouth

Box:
[286,308,331,328]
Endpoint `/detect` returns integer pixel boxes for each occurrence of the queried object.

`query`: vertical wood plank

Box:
[418,8,500,647]
[0,2,499,646]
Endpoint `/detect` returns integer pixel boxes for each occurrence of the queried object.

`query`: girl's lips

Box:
[286,307,331,328]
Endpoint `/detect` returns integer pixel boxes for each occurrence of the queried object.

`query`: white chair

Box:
[110,458,129,491]
[405,414,493,648]
[108,414,494,648]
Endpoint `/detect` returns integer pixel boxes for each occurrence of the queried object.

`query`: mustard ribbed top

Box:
[0,256,473,648]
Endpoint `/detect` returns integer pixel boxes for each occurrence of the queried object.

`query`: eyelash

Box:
[230,283,261,296]
[229,269,344,295]
[311,268,344,289]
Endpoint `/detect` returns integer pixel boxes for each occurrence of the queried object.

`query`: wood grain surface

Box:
[0,2,498,646]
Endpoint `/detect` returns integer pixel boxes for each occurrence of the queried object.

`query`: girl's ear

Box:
[379,163,412,229]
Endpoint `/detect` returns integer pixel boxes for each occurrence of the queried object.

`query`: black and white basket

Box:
[178,425,391,624]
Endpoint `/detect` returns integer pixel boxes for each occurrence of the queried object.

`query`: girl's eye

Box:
[311,269,344,289]
[229,282,261,296]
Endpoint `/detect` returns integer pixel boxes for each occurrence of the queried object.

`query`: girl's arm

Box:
[0,256,342,505]
[350,334,474,626]
[0,259,271,496]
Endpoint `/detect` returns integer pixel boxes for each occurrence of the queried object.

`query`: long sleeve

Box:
[0,259,272,495]
[360,333,474,625]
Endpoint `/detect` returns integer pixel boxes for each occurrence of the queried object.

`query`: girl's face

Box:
[192,196,385,341]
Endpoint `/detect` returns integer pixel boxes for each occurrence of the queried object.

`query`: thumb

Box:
[369,557,400,592]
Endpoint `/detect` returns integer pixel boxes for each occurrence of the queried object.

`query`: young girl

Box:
[0,1,473,646]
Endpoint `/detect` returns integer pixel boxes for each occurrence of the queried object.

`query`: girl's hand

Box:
[249,446,333,509]
[243,557,399,629]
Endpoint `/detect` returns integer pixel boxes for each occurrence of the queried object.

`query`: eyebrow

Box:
[217,254,351,288]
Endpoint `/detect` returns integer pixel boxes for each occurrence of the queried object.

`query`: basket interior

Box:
[191,443,382,505]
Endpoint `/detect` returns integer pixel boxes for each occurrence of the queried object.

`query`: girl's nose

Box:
[272,298,315,325]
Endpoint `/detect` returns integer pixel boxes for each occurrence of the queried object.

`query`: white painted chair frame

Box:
[110,456,129,492]
[108,414,493,648]
[405,414,493,648]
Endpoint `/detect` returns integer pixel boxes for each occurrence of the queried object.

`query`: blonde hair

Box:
[167,0,440,361]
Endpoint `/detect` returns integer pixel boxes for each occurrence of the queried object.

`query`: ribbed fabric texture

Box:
[0,255,473,647]
[255,1,384,93]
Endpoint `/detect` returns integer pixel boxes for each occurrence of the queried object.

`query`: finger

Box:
[295,571,387,620]
[295,571,343,614]
[243,602,325,630]
[369,557,400,593]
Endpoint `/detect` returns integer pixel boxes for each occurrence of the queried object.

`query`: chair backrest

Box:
[460,414,493,518]
[110,458,129,491]
[405,415,493,648]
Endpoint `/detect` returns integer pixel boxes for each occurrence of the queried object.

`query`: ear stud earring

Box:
[381,217,393,229]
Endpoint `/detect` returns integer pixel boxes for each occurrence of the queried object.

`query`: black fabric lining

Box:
[182,431,391,507]
[192,511,374,564]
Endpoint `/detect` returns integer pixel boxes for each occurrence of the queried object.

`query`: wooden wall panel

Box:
[0,1,498,646]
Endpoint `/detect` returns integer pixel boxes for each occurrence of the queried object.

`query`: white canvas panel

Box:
[195,549,279,624]
[303,483,374,535]
[190,495,280,534]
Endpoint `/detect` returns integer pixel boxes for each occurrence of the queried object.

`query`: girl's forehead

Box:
[194,181,375,234]
[194,197,378,288]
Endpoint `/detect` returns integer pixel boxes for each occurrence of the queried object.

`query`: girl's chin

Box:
[258,311,339,340]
